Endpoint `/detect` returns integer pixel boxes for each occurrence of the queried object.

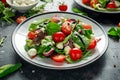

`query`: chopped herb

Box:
[0,36,7,47]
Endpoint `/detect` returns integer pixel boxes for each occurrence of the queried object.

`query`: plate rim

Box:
[74,0,120,14]
[12,11,109,70]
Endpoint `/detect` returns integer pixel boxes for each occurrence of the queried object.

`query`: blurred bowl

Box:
[6,0,39,13]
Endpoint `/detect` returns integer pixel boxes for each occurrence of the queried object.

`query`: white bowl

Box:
[6,0,39,13]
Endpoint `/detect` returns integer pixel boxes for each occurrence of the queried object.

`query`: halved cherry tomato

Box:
[88,39,97,49]
[53,32,65,43]
[51,55,66,62]
[107,1,116,9]
[28,31,37,40]
[69,48,82,61]
[82,23,92,30]
[90,0,98,8]
[82,0,90,4]
[59,3,68,11]
[16,16,26,24]
[62,21,72,35]
[118,22,120,28]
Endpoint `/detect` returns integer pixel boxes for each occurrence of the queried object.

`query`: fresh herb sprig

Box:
[72,7,88,16]
[108,27,120,38]
[24,4,46,17]
[0,1,15,26]
[0,36,7,47]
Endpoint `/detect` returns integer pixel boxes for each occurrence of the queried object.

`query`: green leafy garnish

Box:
[46,22,61,35]
[0,63,22,78]
[24,4,46,17]
[72,7,88,16]
[108,27,120,38]
[0,1,15,25]
[0,36,7,47]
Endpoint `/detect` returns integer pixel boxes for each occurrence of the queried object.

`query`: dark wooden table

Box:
[0,0,120,80]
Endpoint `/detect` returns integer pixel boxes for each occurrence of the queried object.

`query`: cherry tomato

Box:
[51,55,66,62]
[53,32,65,43]
[1,0,8,6]
[82,0,90,4]
[16,16,26,24]
[88,39,97,49]
[59,3,68,11]
[90,0,98,8]
[82,23,92,30]
[62,21,72,35]
[28,31,37,40]
[118,22,120,28]
[107,1,116,9]
[69,48,82,61]
[50,16,60,23]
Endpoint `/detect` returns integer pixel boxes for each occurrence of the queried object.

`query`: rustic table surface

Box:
[0,0,120,80]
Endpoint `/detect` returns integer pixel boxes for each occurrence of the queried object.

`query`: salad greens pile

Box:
[82,0,120,11]
[24,16,97,63]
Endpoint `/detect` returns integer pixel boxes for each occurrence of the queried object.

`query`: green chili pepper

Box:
[0,63,22,78]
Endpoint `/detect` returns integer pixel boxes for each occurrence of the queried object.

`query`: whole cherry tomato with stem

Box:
[58,2,68,11]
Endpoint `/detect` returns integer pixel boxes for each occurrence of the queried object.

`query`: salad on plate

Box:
[24,15,100,63]
[82,0,120,11]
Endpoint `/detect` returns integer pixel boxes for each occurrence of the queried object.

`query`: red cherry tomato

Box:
[88,39,97,49]
[59,3,68,11]
[28,31,37,40]
[82,0,90,4]
[82,23,92,30]
[107,2,116,9]
[53,32,65,43]
[51,55,66,62]
[16,16,26,24]
[118,22,120,28]
[62,21,72,35]
[69,48,82,61]
[1,0,8,6]
[90,0,98,8]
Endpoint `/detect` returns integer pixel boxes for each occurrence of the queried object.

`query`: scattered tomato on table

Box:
[118,22,120,28]
[58,2,68,11]
[16,16,26,24]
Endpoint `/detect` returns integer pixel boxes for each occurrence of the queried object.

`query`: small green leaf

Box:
[46,22,61,35]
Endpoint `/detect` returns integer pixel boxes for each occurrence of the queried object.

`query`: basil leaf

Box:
[46,22,61,35]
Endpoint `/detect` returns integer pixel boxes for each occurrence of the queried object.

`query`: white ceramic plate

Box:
[74,0,120,14]
[12,12,108,70]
